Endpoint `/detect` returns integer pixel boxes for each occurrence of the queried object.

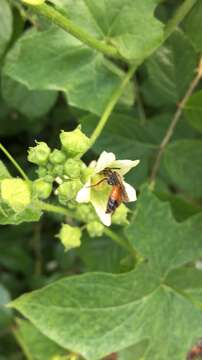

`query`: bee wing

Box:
[116,173,130,202]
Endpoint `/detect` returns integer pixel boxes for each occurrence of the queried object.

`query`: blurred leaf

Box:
[9,190,202,360]
[0,284,12,331]
[14,319,67,360]
[163,139,202,197]
[156,191,202,221]
[0,0,13,60]
[184,90,202,134]
[50,0,164,61]
[0,161,11,180]
[182,0,202,52]
[2,76,57,119]
[141,30,197,108]
[3,27,133,116]
[79,232,126,273]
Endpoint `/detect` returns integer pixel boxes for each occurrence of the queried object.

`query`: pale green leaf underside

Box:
[14,319,67,360]
[10,190,202,360]
[51,0,164,61]
[3,27,133,116]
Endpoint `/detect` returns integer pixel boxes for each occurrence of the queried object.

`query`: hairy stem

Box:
[86,63,137,151]
[0,143,29,182]
[150,57,202,185]
[26,2,121,60]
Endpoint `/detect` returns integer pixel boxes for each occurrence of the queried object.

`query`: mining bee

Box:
[187,339,202,359]
[90,167,129,214]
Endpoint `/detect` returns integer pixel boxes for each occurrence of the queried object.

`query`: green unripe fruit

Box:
[49,149,66,165]
[57,224,81,251]
[1,178,31,213]
[64,158,82,178]
[52,164,64,177]
[28,142,50,166]
[37,166,47,178]
[60,126,90,157]
[33,179,52,199]
[57,179,82,203]
[87,221,104,238]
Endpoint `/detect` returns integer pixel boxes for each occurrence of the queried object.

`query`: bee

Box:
[90,168,129,214]
[187,339,202,359]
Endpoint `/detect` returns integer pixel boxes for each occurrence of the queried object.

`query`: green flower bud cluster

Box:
[74,203,97,223]
[27,126,90,204]
[57,224,81,251]
[57,179,82,205]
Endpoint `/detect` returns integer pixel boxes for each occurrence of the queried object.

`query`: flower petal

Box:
[111,160,140,175]
[95,151,116,174]
[91,198,111,226]
[76,180,91,203]
[123,181,137,202]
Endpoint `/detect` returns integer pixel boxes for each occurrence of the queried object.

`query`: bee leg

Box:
[86,178,108,188]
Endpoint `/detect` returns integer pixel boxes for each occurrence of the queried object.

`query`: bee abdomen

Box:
[106,198,119,214]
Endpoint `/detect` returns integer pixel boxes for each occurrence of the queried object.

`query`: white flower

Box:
[76,151,140,226]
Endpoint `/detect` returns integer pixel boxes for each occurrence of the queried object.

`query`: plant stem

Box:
[0,143,29,182]
[38,200,136,256]
[164,0,198,41]
[150,57,202,185]
[27,2,121,60]
[37,200,77,219]
[86,63,137,150]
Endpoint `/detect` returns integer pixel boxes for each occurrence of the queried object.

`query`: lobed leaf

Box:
[9,189,202,359]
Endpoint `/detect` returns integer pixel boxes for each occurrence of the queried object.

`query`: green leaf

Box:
[0,0,12,60]
[0,161,11,180]
[1,76,57,119]
[14,319,67,360]
[163,139,202,197]
[0,284,12,331]
[3,27,133,115]
[182,0,202,52]
[8,189,202,360]
[184,90,202,133]
[0,201,42,225]
[141,30,197,108]
[50,0,164,61]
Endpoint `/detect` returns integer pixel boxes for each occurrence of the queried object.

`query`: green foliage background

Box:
[1,0,202,359]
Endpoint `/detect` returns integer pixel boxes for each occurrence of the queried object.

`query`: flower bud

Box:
[37,166,47,178]
[87,221,104,238]
[57,224,81,251]
[28,142,50,166]
[112,204,129,225]
[64,158,82,178]
[75,203,97,222]
[57,180,82,204]
[49,149,66,165]
[60,126,90,157]
[1,178,31,212]
[80,167,94,184]
[52,164,64,177]
[33,179,52,199]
